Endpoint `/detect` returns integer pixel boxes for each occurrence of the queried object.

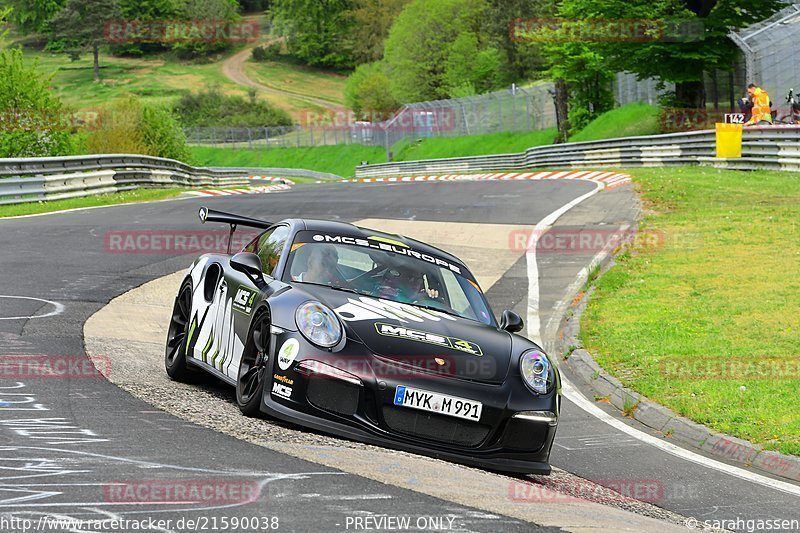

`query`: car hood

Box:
[302,286,511,384]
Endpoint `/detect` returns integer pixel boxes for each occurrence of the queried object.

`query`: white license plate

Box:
[393,385,482,421]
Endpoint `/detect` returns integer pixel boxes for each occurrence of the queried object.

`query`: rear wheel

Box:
[237,309,270,417]
[165,279,195,382]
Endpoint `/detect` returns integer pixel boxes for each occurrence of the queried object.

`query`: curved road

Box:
[0,180,798,532]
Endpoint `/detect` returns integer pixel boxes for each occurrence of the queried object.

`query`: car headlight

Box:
[520,350,552,394]
[295,301,342,348]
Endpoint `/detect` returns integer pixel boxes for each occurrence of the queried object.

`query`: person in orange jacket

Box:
[745,84,773,126]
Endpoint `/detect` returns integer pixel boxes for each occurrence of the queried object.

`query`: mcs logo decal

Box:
[232,286,256,314]
[375,323,482,356]
[272,382,292,399]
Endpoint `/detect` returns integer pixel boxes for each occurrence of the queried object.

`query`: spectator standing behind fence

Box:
[744,84,773,126]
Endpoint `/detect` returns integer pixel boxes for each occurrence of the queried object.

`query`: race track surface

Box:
[1,180,798,532]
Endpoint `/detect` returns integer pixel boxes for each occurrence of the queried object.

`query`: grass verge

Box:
[393,129,557,161]
[570,103,662,142]
[190,145,386,177]
[581,167,800,456]
[0,188,186,218]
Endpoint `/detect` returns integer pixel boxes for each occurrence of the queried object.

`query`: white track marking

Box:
[526,182,603,345]
[542,225,630,348]
[524,192,800,497]
[561,379,800,498]
[0,296,65,321]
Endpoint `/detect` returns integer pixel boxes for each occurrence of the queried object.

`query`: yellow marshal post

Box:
[715,123,743,158]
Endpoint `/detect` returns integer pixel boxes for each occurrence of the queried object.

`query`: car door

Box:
[219,224,291,380]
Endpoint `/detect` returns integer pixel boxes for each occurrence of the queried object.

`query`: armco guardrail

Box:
[355,126,800,178]
[0,154,341,205]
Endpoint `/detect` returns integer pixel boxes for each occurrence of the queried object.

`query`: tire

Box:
[236,309,271,417]
[165,279,196,382]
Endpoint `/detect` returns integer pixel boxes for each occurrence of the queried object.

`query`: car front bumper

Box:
[263,333,559,475]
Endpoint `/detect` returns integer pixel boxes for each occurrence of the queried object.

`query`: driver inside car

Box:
[293,244,341,285]
[378,268,439,303]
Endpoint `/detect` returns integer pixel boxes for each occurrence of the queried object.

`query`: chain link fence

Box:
[184,125,370,150]
[613,72,673,106]
[616,5,798,110]
[614,67,745,110]
[730,3,800,111]
[186,84,557,157]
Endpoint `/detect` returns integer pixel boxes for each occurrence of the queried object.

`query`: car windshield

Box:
[284,231,494,325]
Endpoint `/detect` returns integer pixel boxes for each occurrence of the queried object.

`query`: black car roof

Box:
[282,218,467,270]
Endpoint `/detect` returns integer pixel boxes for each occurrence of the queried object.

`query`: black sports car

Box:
[165,207,560,474]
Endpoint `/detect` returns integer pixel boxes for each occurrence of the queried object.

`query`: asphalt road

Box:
[0,180,798,532]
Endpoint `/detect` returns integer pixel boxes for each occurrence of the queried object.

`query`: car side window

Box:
[242,231,266,254]
[256,226,289,276]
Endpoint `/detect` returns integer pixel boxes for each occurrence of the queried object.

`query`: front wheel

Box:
[165,279,195,382]
[236,309,270,417]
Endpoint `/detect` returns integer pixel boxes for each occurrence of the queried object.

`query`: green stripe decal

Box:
[185,318,197,356]
[201,327,214,363]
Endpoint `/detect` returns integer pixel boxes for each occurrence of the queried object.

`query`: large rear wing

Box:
[198,206,272,253]
[198,206,272,229]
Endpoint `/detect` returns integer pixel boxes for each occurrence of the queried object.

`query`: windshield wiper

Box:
[408,302,463,320]
[293,281,368,297]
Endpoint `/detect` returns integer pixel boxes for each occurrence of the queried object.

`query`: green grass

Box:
[28,50,242,110]
[393,129,557,161]
[0,188,186,217]
[189,129,558,176]
[190,144,386,177]
[244,60,347,106]
[581,167,800,456]
[569,103,662,143]
[22,45,343,120]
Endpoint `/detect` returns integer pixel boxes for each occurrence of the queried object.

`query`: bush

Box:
[87,97,191,160]
[251,42,283,62]
[345,62,399,120]
[141,105,191,161]
[174,87,293,127]
[251,46,268,62]
[86,98,148,155]
[0,49,76,157]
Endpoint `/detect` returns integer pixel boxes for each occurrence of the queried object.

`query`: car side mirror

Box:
[231,252,263,281]
[500,310,524,333]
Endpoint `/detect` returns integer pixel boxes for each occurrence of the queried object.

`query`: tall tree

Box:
[557,0,784,107]
[3,0,66,34]
[271,0,354,68]
[112,0,180,55]
[484,0,551,81]
[344,0,410,65]
[443,32,503,97]
[49,0,120,81]
[383,0,496,102]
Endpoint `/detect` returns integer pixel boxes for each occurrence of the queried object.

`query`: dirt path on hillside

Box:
[221,42,342,112]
